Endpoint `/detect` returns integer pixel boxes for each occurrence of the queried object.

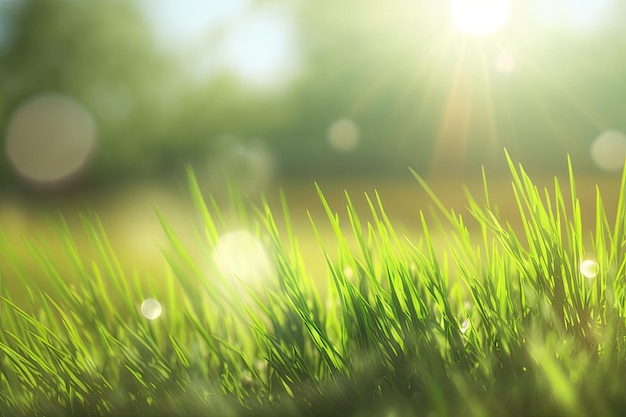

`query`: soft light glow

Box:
[211,229,275,284]
[591,130,626,172]
[328,118,360,152]
[580,259,599,279]
[451,0,510,36]
[5,94,97,186]
[141,299,162,320]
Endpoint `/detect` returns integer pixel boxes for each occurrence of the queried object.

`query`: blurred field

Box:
[0,173,622,303]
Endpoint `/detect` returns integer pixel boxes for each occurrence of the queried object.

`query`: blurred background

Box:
[1,0,625,298]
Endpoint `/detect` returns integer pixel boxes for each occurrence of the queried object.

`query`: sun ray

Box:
[475,40,500,165]
[511,45,606,131]
[517,75,579,156]
[393,30,458,142]
[324,1,611,178]
[489,41,609,163]
[429,38,473,177]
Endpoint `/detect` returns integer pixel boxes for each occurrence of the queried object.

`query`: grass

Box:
[2,151,626,416]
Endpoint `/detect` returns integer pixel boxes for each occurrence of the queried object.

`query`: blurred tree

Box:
[2,0,626,194]
[0,0,300,192]
[0,0,185,189]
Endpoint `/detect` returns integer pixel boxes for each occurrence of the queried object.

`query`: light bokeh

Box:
[579,259,599,279]
[5,94,97,186]
[141,298,162,319]
[328,118,360,152]
[590,130,626,172]
[211,229,275,285]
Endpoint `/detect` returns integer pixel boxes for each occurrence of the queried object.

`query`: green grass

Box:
[2,151,626,416]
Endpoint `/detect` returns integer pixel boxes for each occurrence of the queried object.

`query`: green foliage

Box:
[2,156,626,416]
[4,1,626,190]
[0,0,292,188]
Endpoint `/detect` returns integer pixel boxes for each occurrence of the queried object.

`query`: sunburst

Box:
[451,0,510,36]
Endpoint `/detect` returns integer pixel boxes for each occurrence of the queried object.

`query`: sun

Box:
[451,0,510,36]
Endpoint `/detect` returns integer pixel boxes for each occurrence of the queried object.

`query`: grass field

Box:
[1,154,626,416]
[1,165,620,298]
